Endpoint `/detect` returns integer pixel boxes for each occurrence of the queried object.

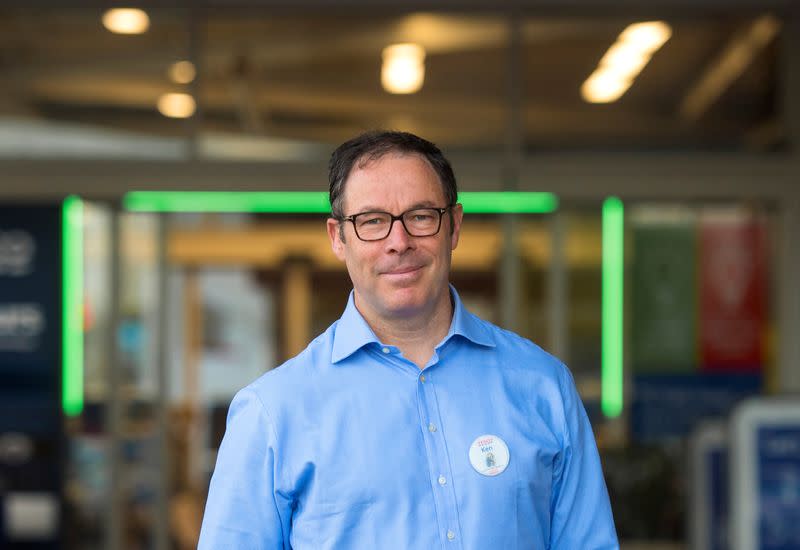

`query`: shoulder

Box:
[460,314,581,445]
[240,320,338,414]
[469,312,570,382]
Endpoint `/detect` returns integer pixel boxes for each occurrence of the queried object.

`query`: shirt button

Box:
[447,530,455,541]
[382,347,390,354]
[420,374,426,383]
[438,475,447,486]
[428,423,437,432]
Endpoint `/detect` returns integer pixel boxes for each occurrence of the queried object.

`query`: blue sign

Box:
[708,448,729,550]
[632,373,761,442]
[0,206,60,372]
[757,427,800,549]
[0,204,63,548]
[731,399,800,550]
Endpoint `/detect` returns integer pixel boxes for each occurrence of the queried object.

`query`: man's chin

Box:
[379,293,429,319]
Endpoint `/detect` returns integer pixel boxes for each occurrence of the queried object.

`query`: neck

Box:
[356,289,454,369]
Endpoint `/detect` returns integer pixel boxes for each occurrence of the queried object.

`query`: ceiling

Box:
[0,7,787,158]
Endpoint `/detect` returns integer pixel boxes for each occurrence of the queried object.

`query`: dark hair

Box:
[328,130,458,220]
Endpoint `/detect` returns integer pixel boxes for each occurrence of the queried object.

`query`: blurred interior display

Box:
[58,199,777,546]
[196,270,274,402]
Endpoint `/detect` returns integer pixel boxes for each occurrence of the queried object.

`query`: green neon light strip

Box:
[459,192,558,213]
[124,192,331,213]
[123,191,558,214]
[601,197,624,418]
[62,195,84,417]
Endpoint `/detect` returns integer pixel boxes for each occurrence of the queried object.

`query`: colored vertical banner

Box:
[700,213,765,371]
[632,222,696,372]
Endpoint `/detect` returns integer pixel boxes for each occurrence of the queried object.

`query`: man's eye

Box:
[359,216,386,226]
[411,214,434,222]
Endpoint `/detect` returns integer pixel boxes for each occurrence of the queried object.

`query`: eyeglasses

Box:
[339,206,452,242]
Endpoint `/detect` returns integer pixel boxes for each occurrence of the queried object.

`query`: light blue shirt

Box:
[199,287,618,549]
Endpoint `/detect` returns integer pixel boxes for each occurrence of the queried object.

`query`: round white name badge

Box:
[468,434,510,476]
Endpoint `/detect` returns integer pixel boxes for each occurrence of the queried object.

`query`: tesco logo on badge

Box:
[0,230,36,277]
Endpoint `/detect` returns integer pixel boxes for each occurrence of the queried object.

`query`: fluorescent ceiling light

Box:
[582,20,671,104]
[382,43,426,94]
[619,21,672,53]
[599,42,651,80]
[168,61,196,84]
[102,8,150,35]
[157,93,196,119]
[581,68,632,104]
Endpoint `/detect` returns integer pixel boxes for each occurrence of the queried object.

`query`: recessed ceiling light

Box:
[168,61,196,84]
[381,43,426,94]
[102,8,150,35]
[157,93,196,118]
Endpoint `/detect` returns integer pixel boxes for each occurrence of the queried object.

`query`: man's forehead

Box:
[353,150,430,172]
[343,154,445,209]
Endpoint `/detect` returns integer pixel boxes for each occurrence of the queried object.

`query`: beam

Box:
[5,0,799,12]
[1,155,797,201]
[679,15,781,121]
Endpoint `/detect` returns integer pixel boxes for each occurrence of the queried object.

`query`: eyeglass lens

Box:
[354,208,442,240]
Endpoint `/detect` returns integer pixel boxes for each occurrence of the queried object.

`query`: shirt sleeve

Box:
[549,366,619,550]
[198,387,292,550]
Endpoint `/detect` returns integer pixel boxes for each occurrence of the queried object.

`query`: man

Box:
[199,131,618,549]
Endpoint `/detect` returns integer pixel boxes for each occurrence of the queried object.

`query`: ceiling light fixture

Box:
[381,43,426,94]
[102,8,150,35]
[582,20,671,104]
[168,61,196,84]
[619,21,672,53]
[581,69,633,104]
[598,42,651,80]
[157,93,196,118]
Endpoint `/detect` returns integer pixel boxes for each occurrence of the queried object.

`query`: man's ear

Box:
[327,218,346,261]
[449,203,464,250]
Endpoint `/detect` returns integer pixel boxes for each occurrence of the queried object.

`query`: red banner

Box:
[699,214,766,371]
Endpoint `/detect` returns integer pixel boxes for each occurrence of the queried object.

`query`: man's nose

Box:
[383,217,413,252]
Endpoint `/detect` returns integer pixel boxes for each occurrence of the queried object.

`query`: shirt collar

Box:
[331,291,382,363]
[330,285,496,364]
[444,285,496,350]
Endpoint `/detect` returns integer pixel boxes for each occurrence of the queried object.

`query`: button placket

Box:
[417,369,462,548]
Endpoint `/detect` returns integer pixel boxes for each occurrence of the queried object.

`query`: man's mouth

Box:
[382,265,423,276]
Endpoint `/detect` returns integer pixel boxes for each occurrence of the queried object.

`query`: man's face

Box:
[327,153,463,323]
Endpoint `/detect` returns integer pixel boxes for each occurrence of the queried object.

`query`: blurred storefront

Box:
[1,3,799,549]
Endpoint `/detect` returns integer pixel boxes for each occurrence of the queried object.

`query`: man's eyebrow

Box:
[351,201,439,214]
[408,201,439,209]
[351,205,386,213]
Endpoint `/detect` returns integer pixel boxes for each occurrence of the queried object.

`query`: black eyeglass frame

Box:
[338,205,453,242]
